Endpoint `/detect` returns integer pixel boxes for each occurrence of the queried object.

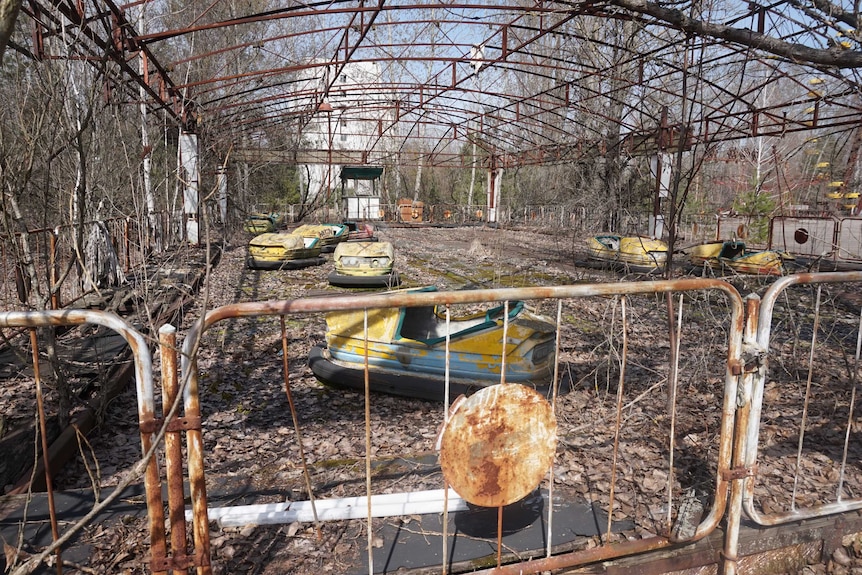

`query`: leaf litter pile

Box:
[10,225,862,574]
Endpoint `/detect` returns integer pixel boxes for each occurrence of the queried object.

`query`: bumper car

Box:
[308,287,557,401]
[685,240,792,276]
[244,213,278,233]
[292,223,348,253]
[586,234,668,274]
[246,233,325,270]
[328,241,400,288]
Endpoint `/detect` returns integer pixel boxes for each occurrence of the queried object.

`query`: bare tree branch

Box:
[0,0,20,64]
[804,0,859,31]
[607,0,862,67]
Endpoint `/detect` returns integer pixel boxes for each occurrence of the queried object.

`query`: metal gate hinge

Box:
[740,340,767,373]
[721,465,757,480]
[139,416,202,433]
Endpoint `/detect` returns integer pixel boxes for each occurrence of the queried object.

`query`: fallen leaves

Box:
[8,228,862,575]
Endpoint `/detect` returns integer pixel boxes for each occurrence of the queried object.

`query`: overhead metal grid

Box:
[12,1,862,168]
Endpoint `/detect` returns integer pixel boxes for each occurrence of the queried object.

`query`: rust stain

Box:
[439,383,557,507]
[477,459,501,498]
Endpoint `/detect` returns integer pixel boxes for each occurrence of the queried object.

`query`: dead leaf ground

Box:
[4,224,862,574]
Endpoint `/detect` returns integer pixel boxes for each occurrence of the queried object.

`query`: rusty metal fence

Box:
[0,309,159,572]
[176,279,747,574]
[3,274,862,573]
[743,272,862,526]
[0,214,186,313]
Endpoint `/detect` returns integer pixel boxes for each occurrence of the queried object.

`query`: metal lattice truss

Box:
[15,0,862,169]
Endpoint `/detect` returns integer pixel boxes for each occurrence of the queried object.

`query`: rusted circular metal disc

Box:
[439,384,557,508]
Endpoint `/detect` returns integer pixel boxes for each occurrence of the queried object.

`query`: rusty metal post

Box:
[608,296,627,541]
[546,299,563,559]
[326,106,333,205]
[721,294,760,575]
[279,317,320,535]
[142,331,171,575]
[160,325,191,571]
[363,309,374,575]
[183,327,213,574]
[30,328,63,574]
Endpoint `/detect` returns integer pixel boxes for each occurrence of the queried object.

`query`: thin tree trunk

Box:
[468,140,477,207]
[412,161,422,201]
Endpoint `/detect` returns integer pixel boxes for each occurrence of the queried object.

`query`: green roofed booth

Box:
[340,166,383,220]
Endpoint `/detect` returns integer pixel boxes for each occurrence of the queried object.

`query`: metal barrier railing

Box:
[744,271,862,526]
[178,279,746,574]
[0,213,184,312]
[0,309,159,573]
[8,273,862,573]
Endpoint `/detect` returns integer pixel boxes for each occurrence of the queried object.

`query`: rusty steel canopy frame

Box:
[11,1,862,170]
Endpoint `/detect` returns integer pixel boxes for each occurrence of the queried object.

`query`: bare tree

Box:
[0,0,18,63]
[608,0,862,68]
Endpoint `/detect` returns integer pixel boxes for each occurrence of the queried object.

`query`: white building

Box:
[301,61,393,218]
